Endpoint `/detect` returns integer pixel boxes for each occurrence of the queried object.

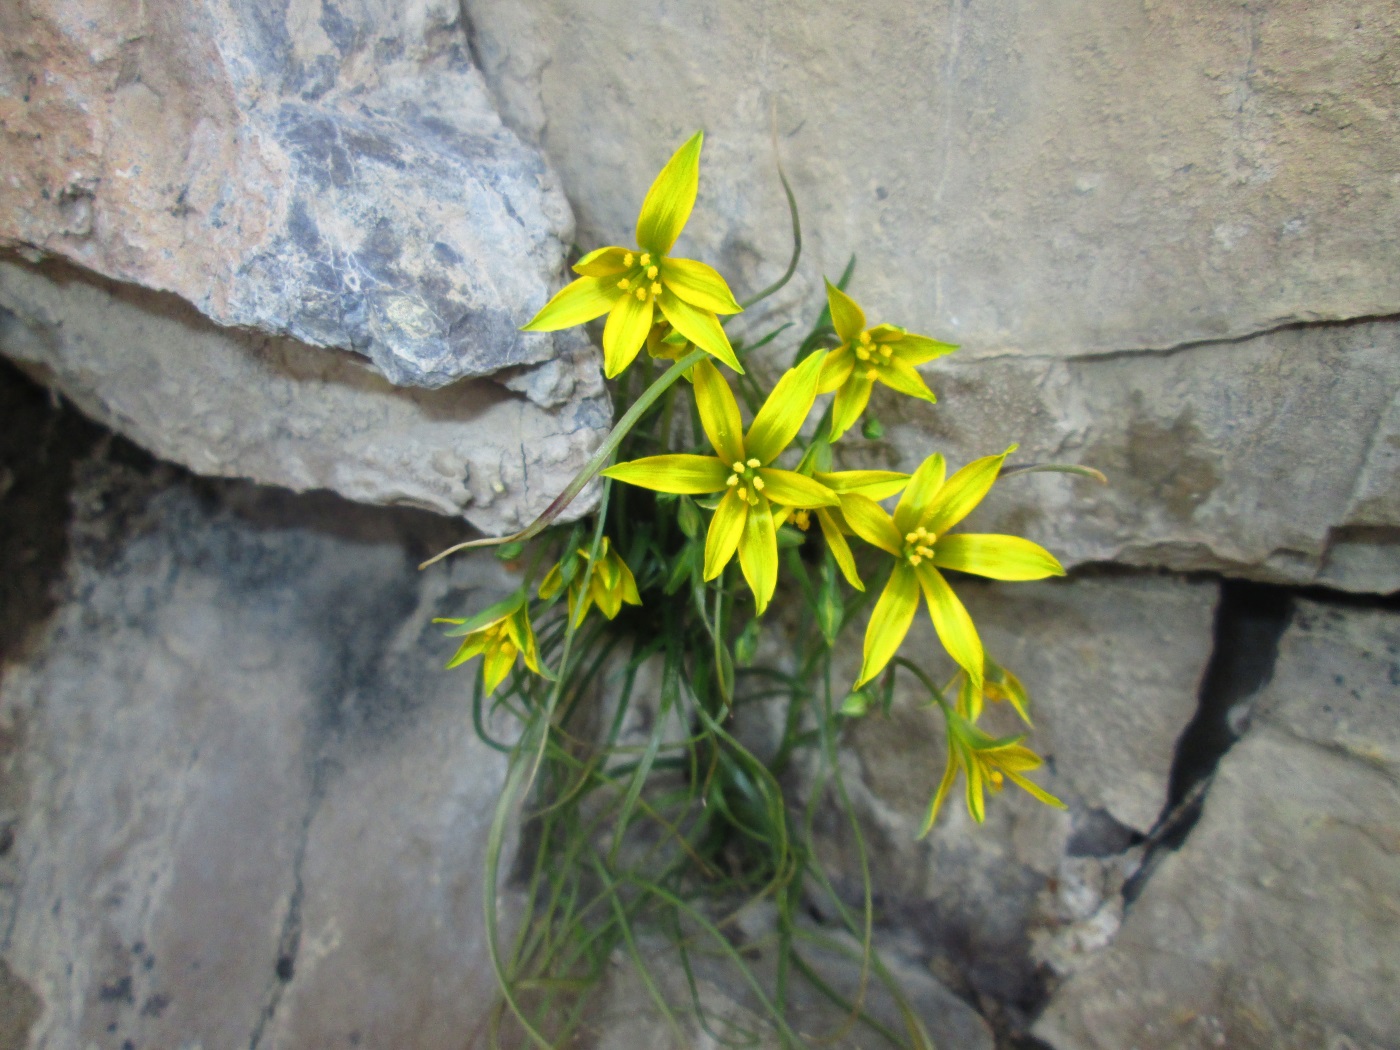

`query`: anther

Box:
[726,475,739,487]
[908,554,923,566]
[866,367,879,379]
[635,287,646,301]
[639,253,651,267]
[917,545,934,558]
[860,331,872,345]
[646,265,658,279]
[906,532,919,543]
[623,252,635,267]
[746,458,760,468]
[795,511,811,531]
[856,347,870,361]
[617,278,630,290]
[650,282,661,296]
[733,461,746,473]
[880,345,892,357]
[752,477,765,491]
[737,487,748,501]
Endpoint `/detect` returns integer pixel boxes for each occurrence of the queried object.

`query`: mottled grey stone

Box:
[0,257,607,534]
[0,0,585,388]
[0,441,521,1048]
[1034,600,1400,1050]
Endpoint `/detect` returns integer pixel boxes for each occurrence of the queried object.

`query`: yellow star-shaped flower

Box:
[435,591,543,695]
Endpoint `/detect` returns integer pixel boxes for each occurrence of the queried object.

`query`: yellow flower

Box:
[956,656,1033,725]
[777,467,910,592]
[602,354,839,615]
[842,448,1064,691]
[521,132,744,379]
[816,280,957,440]
[538,536,642,627]
[436,591,543,695]
[922,694,1065,835]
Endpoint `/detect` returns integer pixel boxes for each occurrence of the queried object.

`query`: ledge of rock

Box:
[0,257,607,534]
[0,0,583,390]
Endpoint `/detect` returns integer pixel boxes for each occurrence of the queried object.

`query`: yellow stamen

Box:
[646,265,658,279]
[860,331,872,345]
[856,347,870,361]
[752,477,765,491]
[635,287,646,301]
[650,282,661,296]
[617,278,630,290]
[733,461,746,473]
[795,510,811,531]
[737,487,748,501]
[917,545,934,558]
[908,554,922,566]
[623,252,634,267]
[989,770,1005,788]
[746,458,761,468]
[866,368,879,379]
[906,533,919,543]
[639,253,651,267]
[726,475,739,487]
[880,345,892,357]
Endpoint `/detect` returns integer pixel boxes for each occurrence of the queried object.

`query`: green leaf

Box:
[816,556,845,646]
[734,617,761,665]
[438,588,525,637]
[494,541,524,561]
[839,690,872,717]
[776,524,807,549]
[676,495,702,539]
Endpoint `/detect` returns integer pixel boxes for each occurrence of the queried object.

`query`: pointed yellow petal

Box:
[915,564,984,690]
[817,509,864,591]
[893,453,946,536]
[594,571,624,619]
[572,245,633,277]
[661,257,742,314]
[816,470,910,501]
[692,359,745,464]
[920,447,1016,537]
[877,356,937,403]
[828,370,874,441]
[522,275,619,331]
[856,562,919,686]
[918,753,960,838]
[744,350,827,464]
[964,752,987,823]
[839,494,903,556]
[657,288,744,372]
[445,632,490,670]
[483,642,517,694]
[618,557,642,606]
[737,495,779,615]
[602,293,655,378]
[824,278,866,345]
[603,454,729,494]
[756,468,838,508]
[635,131,702,255]
[538,562,565,601]
[1004,770,1067,809]
[817,344,856,394]
[704,488,748,580]
[893,333,958,366]
[932,534,1065,581]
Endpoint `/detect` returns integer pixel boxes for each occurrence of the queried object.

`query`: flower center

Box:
[902,525,935,567]
[614,251,664,303]
[725,457,764,506]
[853,330,893,379]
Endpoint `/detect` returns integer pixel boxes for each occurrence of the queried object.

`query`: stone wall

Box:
[1,1,1397,1047]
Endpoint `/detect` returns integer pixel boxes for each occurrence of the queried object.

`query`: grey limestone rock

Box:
[1033,598,1400,1050]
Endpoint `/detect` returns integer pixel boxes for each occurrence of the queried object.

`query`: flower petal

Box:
[572,245,633,277]
[603,454,729,494]
[445,632,490,670]
[856,561,919,686]
[817,508,864,590]
[920,447,1016,537]
[522,275,619,332]
[919,752,960,838]
[932,534,1065,581]
[893,452,946,536]
[692,359,745,464]
[635,131,702,256]
[602,293,655,378]
[657,288,744,373]
[737,495,779,615]
[661,257,742,314]
[817,344,855,394]
[915,564,984,690]
[964,751,987,823]
[877,355,937,403]
[828,369,874,441]
[538,562,565,601]
[704,488,748,579]
[483,642,518,694]
[894,333,958,365]
[816,469,910,500]
[756,468,838,508]
[1004,770,1067,809]
[507,606,542,674]
[824,278,866,345]
[840,493,903,556]
[744,350,827,465]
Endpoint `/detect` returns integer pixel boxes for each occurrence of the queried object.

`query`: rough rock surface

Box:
[467,0,1400,360]
[804,574,1217,1016]
[0,257,608,534]
[0,378,524,1047]
[0,0,584,389]
[878,319,1400,594]
[1034,598,1400,1049]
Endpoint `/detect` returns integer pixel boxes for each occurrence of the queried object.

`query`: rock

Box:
[1033,599,1400,1049]
[466,0,1400,360]
[0,257,608,534]
[0,379,526,1047]
[812,574,1217,1013]
[0,0,586,389]
[880,319,1400,594]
